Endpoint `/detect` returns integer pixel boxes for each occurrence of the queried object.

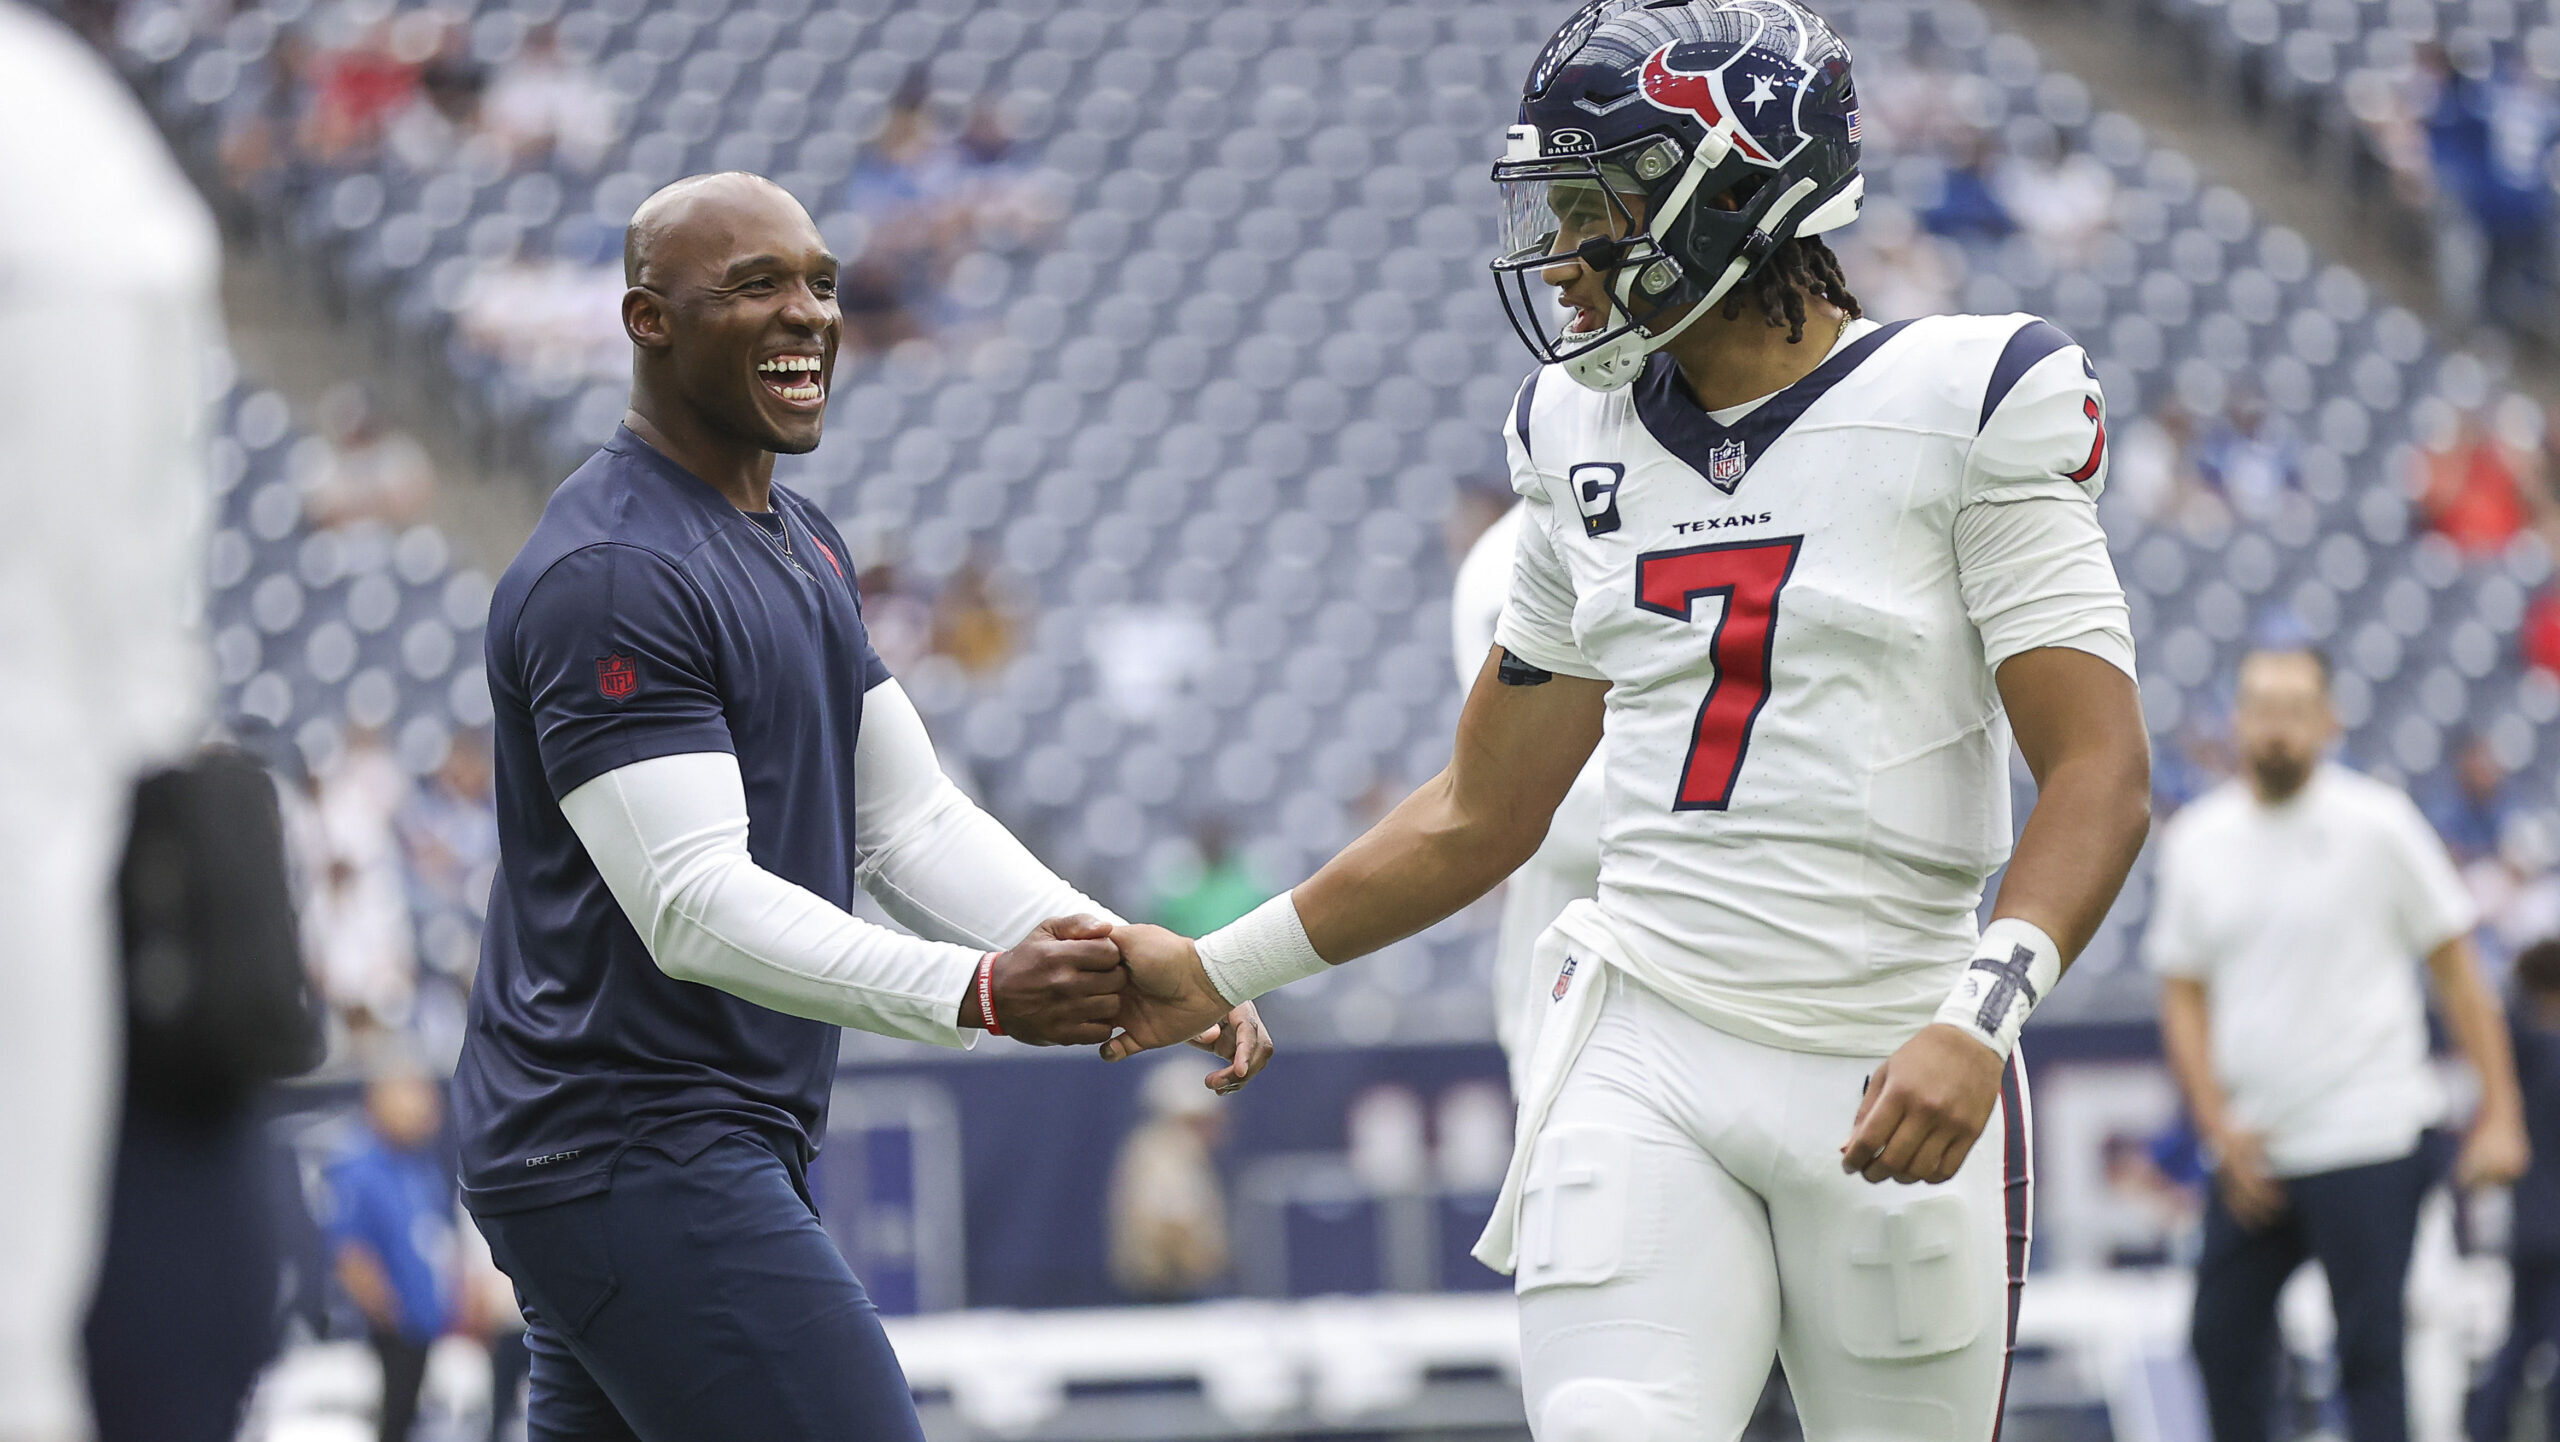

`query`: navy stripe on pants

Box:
[2190,1143,2434,1442]
[472,1131,926,1442]
[1993,1056,2034,1442]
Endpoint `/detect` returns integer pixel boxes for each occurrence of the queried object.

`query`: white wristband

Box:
[1932,917,2062,1061]
[1195,893,1331,1007]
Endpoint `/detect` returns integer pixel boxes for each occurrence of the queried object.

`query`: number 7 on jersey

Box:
[1634,537,1803,811]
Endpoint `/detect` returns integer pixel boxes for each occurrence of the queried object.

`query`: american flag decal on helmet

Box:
[1845,109,1861,141]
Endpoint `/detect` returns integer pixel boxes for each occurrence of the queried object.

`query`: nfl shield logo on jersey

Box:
[596,653,637,699]
[1552,954,1580,1001]
[1707,438,1749,493]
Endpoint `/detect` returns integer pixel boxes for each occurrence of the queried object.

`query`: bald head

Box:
[623,171,817,289]
[618,171,842,462]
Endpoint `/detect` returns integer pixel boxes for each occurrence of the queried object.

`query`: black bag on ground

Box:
[116,747,324,1118]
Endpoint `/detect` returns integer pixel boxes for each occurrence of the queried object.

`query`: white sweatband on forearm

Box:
[1196,892,1332,1007]
[561,751,982,1047]
[1933,916,2064,1061]
[852,679,1117,946]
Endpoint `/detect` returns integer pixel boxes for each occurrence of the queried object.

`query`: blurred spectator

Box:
[930,559,1019,678]
[1920,131,2017,245]
[2527,582,2560,679]
[323,1066,460,1442]
[2423,43,2557,334]
[302,384,435,530]
[2471,817,2560,972]
[2415,401,2537,556]
[1830,196,1958,323]
[1106,1057,1230,1301]
[2468,940,2560,1442]
[300,15,429,166]
[854,560,936,677]
[2195,387,2301,521]
[2001,128,2116,266]
[1152,822,1267,938]
[478,22,616,173]
[394,728,497,985]
[382,18,485,175]
[454,250,628,394]
[833,71,1058,353]
[308,731,420,1032]
[2426,733,2523,865]
[2105,399,2213,529]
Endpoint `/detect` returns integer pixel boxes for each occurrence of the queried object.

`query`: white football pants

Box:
[1516,971,2032,1442]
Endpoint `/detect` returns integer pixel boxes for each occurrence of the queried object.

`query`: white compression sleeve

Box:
[560,752,982,1047]
[852,679,1118,946]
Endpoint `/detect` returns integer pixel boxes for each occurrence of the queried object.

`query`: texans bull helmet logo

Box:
[1634,34,1817,169]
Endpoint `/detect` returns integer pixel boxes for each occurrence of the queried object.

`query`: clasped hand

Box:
[982,916,1273,1093]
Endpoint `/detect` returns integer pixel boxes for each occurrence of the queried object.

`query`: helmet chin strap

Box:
[1561,173,1822,393]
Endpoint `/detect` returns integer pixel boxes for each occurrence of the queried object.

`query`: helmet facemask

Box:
[1493,137,1707,393]
[1492,126,1810,392]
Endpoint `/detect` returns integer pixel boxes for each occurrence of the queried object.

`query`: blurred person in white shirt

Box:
[2150,648,2530,1442]
[1449,499,1602,1091]
[0,5,220,1438]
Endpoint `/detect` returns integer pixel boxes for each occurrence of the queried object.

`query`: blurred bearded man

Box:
[2150,647,2528,1442]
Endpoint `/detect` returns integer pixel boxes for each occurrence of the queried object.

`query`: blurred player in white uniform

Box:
[0,6,219,1438]
[1453,503,1603,1089]
[1107,3,2153,1438]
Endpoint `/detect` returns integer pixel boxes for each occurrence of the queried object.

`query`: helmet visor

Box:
[1490,163,1681,367]
[1493,169,1646,271]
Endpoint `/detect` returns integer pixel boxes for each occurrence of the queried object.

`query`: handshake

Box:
[969,916,1273,1094]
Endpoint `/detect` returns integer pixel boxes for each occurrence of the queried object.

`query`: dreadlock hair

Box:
[1717,235,1862,344]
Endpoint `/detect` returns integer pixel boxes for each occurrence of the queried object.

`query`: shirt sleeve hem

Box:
[1987,627,2138,683]
[543,721,738,803]
[1491,619,1607,682]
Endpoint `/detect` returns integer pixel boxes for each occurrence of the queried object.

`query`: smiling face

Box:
[623,174,841,456]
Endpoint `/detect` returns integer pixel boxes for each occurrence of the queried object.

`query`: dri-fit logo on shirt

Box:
[596,653,637,699]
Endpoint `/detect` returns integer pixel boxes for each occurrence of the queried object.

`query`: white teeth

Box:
[757,356,821,373]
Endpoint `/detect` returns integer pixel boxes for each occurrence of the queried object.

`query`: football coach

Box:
[452,172,1272,1441]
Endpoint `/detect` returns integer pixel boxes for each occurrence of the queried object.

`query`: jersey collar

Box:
[1632,317,1915,494]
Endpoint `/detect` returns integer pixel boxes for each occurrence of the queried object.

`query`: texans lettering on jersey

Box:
[1493,313,2136,1055]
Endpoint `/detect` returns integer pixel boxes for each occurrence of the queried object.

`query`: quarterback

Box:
[1110,1,2151,1438]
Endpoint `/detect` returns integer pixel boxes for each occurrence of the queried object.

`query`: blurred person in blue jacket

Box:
[326,1066,461,1442]
[2468,939,2560,1442]
[2423,40,2558,331]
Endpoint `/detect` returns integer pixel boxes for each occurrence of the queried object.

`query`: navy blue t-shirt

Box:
[454,427,890,1215]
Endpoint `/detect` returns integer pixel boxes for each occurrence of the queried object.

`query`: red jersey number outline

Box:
[1632,536,1803,811]
[2066,394,2106,484]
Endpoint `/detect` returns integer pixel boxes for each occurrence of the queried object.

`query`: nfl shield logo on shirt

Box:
[1707,438,1748,493]
[1552,954,1579,1001]
[596,653,637,699]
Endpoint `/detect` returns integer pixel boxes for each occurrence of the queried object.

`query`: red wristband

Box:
[975,951,1004,1037]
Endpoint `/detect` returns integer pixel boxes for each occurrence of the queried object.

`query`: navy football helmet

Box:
[1492,0,1865,390]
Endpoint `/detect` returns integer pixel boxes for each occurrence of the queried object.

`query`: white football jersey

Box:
[1494,313,2135,1055]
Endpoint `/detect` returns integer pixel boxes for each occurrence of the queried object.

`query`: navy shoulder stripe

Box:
[1513,370,1541,460]
[1979,320,2077,431]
